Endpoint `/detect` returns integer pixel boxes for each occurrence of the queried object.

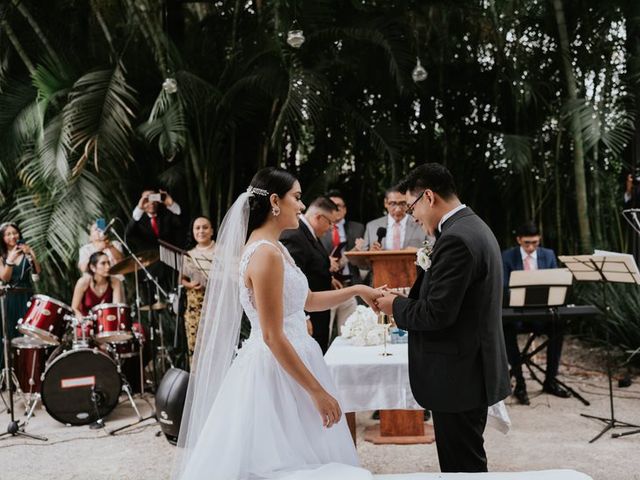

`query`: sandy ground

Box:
[1,339,639,480]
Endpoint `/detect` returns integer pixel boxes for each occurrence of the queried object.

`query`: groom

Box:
[376,163,510,473]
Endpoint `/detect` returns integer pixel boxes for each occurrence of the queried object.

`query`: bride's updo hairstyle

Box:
[246,167,298,235]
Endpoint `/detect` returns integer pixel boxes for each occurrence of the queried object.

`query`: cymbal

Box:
[139,302,167,311]
[109,250,159,275]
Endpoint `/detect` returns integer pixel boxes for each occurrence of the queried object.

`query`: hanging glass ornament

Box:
[412,58,428,83]
[162,77,178,94]
[287,26,305,48]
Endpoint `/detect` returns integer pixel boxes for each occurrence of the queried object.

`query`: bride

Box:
[173,167,383,479]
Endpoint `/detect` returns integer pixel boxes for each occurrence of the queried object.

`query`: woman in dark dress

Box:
[0,222,41,369]
[71,251,123,318]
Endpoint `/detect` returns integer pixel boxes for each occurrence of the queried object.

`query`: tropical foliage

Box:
[0,1,639,353]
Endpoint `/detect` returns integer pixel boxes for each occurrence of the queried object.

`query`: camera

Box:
[148,192,166,203]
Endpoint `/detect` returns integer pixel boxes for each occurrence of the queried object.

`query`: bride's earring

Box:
[272,206,281,217]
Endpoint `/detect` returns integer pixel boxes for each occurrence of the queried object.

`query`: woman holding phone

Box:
[0,222,41,368]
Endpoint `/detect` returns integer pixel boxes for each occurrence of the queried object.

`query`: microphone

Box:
[376,227,387,244]
[19,241,39,283]
[100,218,117,235]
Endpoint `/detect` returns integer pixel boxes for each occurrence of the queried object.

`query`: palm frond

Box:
[140,89,187,161]
[65,66,137,175]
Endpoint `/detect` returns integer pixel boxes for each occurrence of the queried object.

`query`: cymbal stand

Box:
[0,285,47,442]
[108,349,157,436]
[109,222,171,391]
[154,284,174,374]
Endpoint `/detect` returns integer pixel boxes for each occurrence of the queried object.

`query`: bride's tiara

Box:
[246,186,269,197]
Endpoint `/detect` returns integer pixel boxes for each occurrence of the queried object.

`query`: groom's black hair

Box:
[400,163,457,200]
[247,167,298,236]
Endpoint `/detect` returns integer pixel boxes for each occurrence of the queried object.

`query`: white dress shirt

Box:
[385,214,409,250]
[520,247,538,270]
[438,204,467,232]
[132,201,181,221]
[299,214,318,240]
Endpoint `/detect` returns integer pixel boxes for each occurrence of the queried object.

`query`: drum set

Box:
[6,294,147,427]
[1,225,185,440]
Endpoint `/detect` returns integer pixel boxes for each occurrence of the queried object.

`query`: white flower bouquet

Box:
[341,305,389,346]
[416,238,435,271]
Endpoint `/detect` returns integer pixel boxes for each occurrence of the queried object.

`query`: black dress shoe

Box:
[543,380,570,398]
[513,379,530,405]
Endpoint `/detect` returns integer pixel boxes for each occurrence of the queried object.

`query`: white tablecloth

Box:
[325,336,511,433]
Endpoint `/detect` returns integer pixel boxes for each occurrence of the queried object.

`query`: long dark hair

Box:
[86,251,109,284]
[246,167,298,236]
[0,222,21,259]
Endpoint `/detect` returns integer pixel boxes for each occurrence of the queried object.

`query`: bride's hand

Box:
[357,285,385,313]
[311,389,342,428]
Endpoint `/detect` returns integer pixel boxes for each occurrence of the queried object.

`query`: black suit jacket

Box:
[280,221,331,292]
[320,220,365,283]
[392,207,511,413]
[125,208,184,251]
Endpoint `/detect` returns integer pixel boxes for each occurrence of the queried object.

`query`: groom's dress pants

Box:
[431,406,488,472]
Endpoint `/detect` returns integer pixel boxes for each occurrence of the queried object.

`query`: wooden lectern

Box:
[344,249,434,445]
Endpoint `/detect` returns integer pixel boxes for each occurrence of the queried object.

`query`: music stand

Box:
[507,269,588,404]
[558,252,640,442]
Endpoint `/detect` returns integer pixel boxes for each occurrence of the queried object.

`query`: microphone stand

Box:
[106,221,161,434]
[0,285,47,442]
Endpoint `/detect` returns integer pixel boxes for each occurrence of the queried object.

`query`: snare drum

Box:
[11,336,51,396]
[91,303,132,343]
[17,295,71,345]
[41,347,121,426]
[73,317,95,348]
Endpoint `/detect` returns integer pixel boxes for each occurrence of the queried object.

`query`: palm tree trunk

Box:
[0,15,35,75]
[554,128,563,254]
[553,0,592,252]
[11,0,62,69]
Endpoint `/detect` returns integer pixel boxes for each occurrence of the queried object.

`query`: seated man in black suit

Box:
[280,196,340,353]
[502,221,569,405]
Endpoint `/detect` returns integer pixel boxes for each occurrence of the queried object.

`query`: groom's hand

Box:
[376,292,395,316]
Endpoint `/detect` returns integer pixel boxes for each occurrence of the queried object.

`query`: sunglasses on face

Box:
[406,190,427,216]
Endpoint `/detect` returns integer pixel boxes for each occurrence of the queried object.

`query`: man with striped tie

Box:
[501,221,569,405]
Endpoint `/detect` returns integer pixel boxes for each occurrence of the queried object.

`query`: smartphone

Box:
[96,218,107,232]
[148,193,164,203]
[17,239,25,246]
[330,241,348,258]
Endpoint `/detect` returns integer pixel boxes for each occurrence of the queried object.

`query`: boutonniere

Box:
[415,238,435,271]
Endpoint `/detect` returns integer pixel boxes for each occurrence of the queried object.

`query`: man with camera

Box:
[126,189,184,250]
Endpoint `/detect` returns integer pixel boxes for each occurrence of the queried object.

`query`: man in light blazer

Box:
[362,186,426,251]
[376,163,510,473]
[502,222,569,405]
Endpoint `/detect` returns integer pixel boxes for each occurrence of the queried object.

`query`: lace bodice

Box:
[239,240,310,342]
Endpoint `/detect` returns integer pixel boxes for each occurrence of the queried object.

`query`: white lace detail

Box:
[239,240,310,344]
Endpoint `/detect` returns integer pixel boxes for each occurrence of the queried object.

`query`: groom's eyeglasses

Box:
[406,190,427,216]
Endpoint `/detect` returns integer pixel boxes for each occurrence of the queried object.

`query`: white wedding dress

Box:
[179,240,372,479]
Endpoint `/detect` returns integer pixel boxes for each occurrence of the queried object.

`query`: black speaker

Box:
[155,367,189,445]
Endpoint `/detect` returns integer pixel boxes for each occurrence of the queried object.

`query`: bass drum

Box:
[41,348,121,426]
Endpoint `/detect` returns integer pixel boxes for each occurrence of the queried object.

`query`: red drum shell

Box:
[11,336,51,396]
[91,303,132,344]
[17,295,71,345]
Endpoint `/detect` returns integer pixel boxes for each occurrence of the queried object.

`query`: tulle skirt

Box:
[179,334,371,480]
